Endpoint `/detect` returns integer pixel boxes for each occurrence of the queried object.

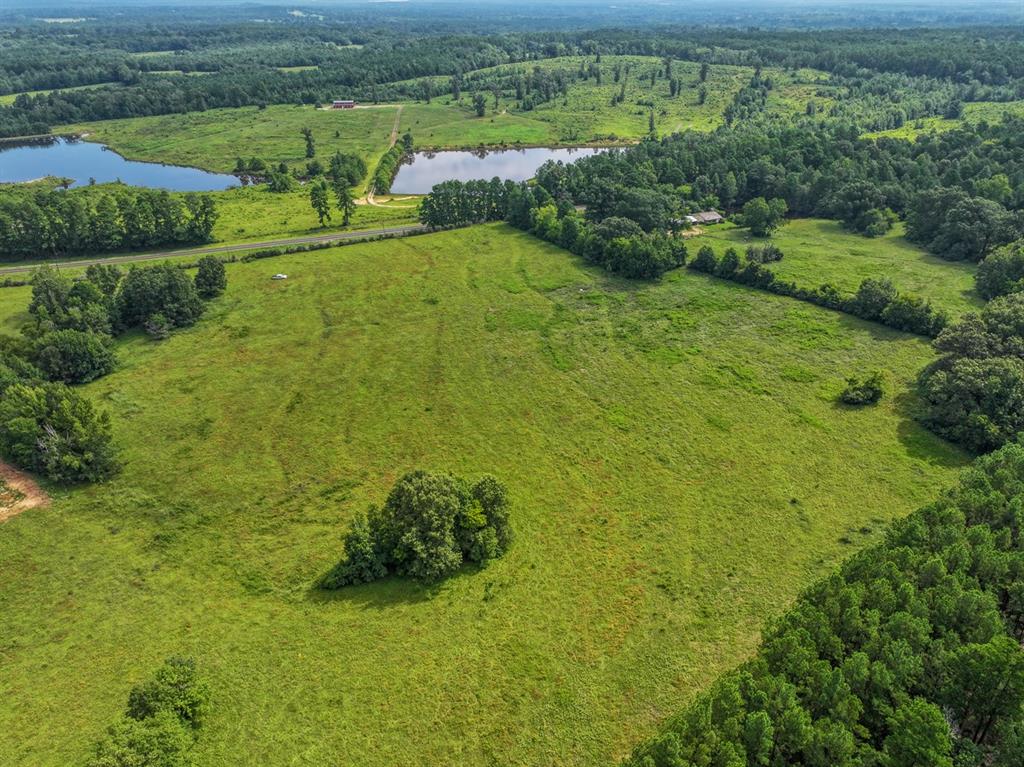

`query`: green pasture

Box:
[686,218,982,317]
[863,99,1024,140]
[0,82,119,106]
[0,224,965,767]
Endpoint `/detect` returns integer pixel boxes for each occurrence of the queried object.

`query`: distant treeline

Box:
[625,440,1024,767]
[0,186,218,261]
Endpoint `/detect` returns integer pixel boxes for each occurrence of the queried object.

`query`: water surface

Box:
[391,146,607,194]
[0,136,240,191]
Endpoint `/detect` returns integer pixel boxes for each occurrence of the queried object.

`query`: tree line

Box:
[626,440,1024,767]
[0,185,218,261]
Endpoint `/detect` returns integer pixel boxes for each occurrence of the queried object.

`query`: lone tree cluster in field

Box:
[86,657,210,767]
[321,470,512,587]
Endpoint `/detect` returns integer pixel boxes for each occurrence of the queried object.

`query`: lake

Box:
[0,136,240,191]
[390,146,608,194]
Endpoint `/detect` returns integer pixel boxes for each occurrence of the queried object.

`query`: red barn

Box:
[332,100,356,109]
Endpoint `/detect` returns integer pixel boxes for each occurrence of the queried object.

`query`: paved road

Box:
[0,224,428,276]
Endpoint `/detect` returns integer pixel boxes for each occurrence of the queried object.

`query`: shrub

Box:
[31,329,116,384]
[714,247,741,278]
[116,264,204,330]
[745,243,783,264]
[839,371,884,405]
[145,313,172,341]
[194,256,227,299]
[127,657,210,729]
[690,245,718,273]
[87,711,193,767]
[321,470,512,587]
[0,382,118,482]
[86,658,208,767]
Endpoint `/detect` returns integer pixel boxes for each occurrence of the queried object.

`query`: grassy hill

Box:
[0,224,965,767]
[686,218,983,317]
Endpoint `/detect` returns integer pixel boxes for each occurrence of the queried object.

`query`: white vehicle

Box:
[271,274,288,280]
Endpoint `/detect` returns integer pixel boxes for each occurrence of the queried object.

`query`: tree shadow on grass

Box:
[304,563,488,609]
[891,390,970,469]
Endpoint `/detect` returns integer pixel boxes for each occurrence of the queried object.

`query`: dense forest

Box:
[1,17,1022,137]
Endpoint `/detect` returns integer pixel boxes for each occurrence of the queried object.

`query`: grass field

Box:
[687,218,982,317]
[863,99,1024,140]
[212,185,418,241]
[397,57,838,144]
[63,105,401,186]
[0,224,965,767]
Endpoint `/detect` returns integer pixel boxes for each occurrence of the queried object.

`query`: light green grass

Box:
[863,100,1024,140]
[62,105,400,186]
[211,186,419,242]
[686,218,982,317]
[0,82,119,106]
[277,65,319,73]
[0,224,964,767]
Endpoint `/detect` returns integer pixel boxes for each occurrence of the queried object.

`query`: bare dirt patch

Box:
[0,461,50,522]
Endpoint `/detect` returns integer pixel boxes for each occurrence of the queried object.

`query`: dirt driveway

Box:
[0,461,50,522]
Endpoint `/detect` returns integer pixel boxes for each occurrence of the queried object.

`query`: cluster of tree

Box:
[320,470,512,587]
[906,187,1022,262]
[690,248,948,337]
[506,183,687,279]
[625,441,1024,767]
[918,293,1024,453]
[0,185,218,261]
[534,116,1023,258]
[0,259,226,482]
[977,240,1024,300]
[85,657,209,767]
[419,178,518,228]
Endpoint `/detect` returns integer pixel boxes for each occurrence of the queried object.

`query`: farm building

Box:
[684,210,725,225]
[331,100,356,109]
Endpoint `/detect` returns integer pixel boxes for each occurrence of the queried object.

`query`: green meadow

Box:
[63,104,401,184]
[0,82,119,106]
[0,224,965,767]
[687,218,983,317]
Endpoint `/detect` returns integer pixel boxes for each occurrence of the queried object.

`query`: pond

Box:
[390,146,608,194]
[0,136,240,191]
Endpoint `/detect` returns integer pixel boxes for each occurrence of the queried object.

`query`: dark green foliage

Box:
[321,470,512,587]
[32,329,116,384]
[919,293,1024,452]
[690,245,718,273]
[86,658,209,767]
[848,277,898,321]
[194,256,227,298]
[87,712,193,767]
[977,240,1024,300]
[27,266,112,336]
[839,371,884,405]
[906,189,1020,263]
[0,186,217,261]
[714,247,741,277]
[116,264,204,331]
[740,196,788,237]
[0,382,117,482]
[419,178,515,228]
[625,442,1024,767]
[126,657,209,729]
[309,179,331,226]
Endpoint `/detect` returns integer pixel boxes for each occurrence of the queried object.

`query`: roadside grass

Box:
[61,104,400,185]
[0,223,965,767]
[686,218,982,317]
[862,99,1024,140]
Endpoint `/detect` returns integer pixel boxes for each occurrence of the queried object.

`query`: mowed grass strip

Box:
[0,224,964,767]
[687,218,983,317]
